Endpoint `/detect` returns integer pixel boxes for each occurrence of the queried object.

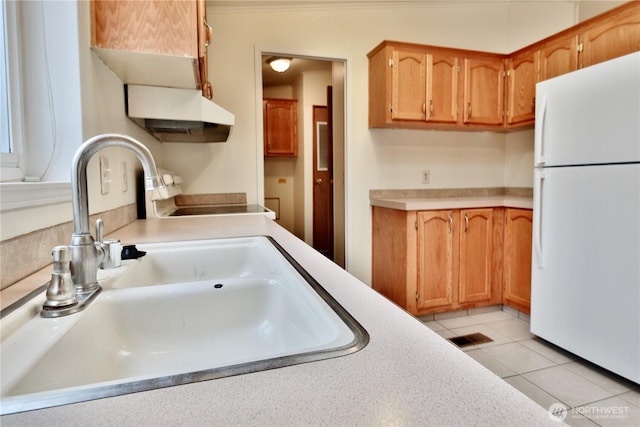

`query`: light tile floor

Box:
[421,307,640,427]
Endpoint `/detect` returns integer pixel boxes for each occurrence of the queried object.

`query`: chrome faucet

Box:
[41,134,165,317]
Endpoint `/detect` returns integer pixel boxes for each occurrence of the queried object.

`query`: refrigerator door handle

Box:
[534,95,548,167]
[533,170,545,268]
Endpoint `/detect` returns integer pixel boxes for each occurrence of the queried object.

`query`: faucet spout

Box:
[70,133,164,292]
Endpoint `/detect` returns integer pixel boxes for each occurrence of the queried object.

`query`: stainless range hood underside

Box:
[126,85,235,143]
[129,118,232,143]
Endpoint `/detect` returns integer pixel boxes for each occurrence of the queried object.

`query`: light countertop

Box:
[1,215,555,426]
[370,196,533,211]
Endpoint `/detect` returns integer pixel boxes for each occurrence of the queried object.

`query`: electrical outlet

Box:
[121,161,128,193]
[422,169,430,184]
[100,156,111,195]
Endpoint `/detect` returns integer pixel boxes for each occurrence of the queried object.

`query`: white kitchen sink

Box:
[0,236,368,414]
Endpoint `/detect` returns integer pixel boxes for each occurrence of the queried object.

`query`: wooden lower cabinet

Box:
[415,210,457,311]
[373,206,504,316]
[503,208,533,314]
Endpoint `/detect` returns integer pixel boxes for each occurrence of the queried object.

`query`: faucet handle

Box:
[42,246,78,311]
[96,218,104,242]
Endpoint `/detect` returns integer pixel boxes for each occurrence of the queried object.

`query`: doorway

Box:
[259,53,346,267]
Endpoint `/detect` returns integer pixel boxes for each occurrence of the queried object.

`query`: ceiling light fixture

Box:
[267,57,291,73]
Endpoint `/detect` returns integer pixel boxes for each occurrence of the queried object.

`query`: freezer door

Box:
[534,52,640,167]
[531,164,640,383]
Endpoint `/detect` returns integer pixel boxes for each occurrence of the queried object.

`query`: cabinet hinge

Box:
[389,103,393,112]
[389,58,394,67]
[577,43,584,53]
[415,292,419,301]
[415,221,418,230]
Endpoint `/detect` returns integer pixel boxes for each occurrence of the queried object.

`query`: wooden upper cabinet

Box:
[390,48,460,124]
[369,41,501,130]
[91,0,211,94]
[463,56,505,126]
[581,2,640,68]
[538,32,579,81]
[92,0,197,56]
[391,48,427,121]
[368,1,639,133]
[263,98,298,157]
[427,54,459,124]
[507,49,537,127]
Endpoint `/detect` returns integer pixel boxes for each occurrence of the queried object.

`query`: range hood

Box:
[126,85,235,143]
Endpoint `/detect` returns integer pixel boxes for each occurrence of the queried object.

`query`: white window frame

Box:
[0,1,70,212]
[1,0,24,182]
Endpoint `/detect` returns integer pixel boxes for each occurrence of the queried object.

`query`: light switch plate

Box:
[100,156,110,195]
[121,161,128,193]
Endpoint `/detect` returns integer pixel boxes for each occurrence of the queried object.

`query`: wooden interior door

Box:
[312,89,333,259]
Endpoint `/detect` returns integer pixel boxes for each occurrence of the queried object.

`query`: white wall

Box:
[0,1,593,283]
[1,1,162,241]
[203,1,578,284]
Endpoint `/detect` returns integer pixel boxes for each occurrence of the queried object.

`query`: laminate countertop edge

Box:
[371,195,533,210]
[1,215,555,426]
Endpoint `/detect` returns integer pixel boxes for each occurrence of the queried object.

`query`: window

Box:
[0,0,23,182]
[0,1,9,153]
[0,0,71,212]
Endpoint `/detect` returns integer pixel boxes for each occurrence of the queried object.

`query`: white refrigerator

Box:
[531,52,640,384]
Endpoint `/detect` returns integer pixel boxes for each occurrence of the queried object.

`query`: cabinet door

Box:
[463,58,505,126]
[581,4,640,69]
[426,54,458,123]
[416,211,457,311]
[507,49,536,126]
[91,0,203,90]
[92,0,197,56]
[503,209,532,314]
[391,48,427,121]
[263,99,298,157]
[538,33,579,81]
[458,208,493,304]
